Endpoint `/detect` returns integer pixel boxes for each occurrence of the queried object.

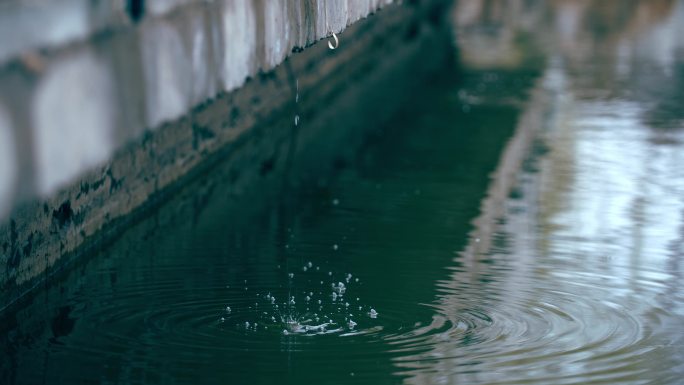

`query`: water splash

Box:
[219,265,378,336]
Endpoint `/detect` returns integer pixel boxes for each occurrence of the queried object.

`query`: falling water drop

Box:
[328,32,339,50]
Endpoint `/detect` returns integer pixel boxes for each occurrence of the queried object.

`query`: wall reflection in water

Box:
[398,1,684,384]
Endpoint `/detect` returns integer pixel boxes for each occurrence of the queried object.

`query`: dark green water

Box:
[4,2,684,383]
[0,64,536,384]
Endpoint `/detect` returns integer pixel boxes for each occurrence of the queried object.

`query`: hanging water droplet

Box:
[294,115,299,126]
[328,32,339,50]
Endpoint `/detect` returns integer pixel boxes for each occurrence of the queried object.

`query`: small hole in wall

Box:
[127,0,145,22]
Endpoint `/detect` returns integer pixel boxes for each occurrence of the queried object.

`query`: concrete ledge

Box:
[0,0,454,313]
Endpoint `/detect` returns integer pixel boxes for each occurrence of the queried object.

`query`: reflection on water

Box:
[2,1,684,384]
[399,1,684,383]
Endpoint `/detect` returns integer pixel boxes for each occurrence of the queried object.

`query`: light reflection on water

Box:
[395,2,684,382]
[395,65,684,384]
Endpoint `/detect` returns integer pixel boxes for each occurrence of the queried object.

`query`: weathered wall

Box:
[0,0,397,218]
[0,0,454,312]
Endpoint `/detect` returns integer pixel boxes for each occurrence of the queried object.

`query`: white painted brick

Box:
[263,0,291,69]
[140,19,192,127]
[146,0,195,17]
[32,50,115,196]
[347,0,372,25]
[0,0,89,64]
[0,104,17,218]
[185,8,218,106]
[326,0,348,33]
[219,0,257,92]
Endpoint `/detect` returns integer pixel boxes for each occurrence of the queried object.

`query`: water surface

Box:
[2,2,684,384]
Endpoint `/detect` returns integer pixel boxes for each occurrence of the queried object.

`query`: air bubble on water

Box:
[306,296,311,301]
[288,273,294,279]
[355,278,359,282]
[220,317,225,323]
[332,292,338,301]
[307,262,313,268]
[318,299,322,304]
[369,309,378,318]
[245,321,250,328]
[333,244,339,251]
[316,267,320,271]
[348,319,357,329]
[345,302,349,307]
[294,115,299,126]
[290,297,296,305]
[303,266,308,272]
[359,306,362,310]
[225,306,231,313]
[332,199,339,205]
